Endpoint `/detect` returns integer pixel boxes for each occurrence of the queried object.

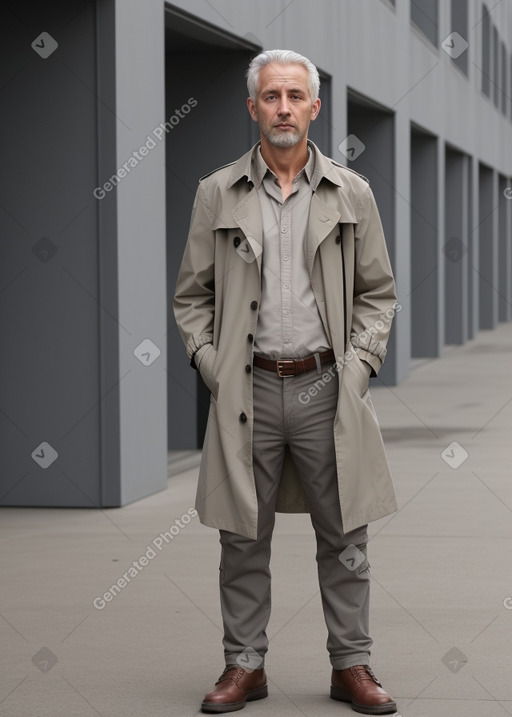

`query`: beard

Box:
[263,125,305,147]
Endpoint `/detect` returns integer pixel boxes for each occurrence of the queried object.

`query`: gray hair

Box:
[247,49,320,102]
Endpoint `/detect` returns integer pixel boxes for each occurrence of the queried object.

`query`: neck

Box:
[259,136,309,183]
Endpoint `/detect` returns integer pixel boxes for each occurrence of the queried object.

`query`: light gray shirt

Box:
[251,143,331,359]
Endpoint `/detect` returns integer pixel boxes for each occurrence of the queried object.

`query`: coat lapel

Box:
[305,185,357,276]
[231,188,263,273]
[305,192,341,276]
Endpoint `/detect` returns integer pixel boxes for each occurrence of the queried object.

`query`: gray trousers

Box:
[219,361,372,671]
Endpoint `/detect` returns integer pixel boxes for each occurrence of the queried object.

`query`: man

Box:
[173,49,399,715]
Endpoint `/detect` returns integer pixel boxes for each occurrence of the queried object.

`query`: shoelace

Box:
[350,665,382,687]
[215,665,244,685]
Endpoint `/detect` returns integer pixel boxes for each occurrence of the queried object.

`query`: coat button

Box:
[250,301,258,310]
[245,364,252,373]
[233,236,241,248]
[239,412,247,423]
[335,235,341,244]
[247,333,254,342]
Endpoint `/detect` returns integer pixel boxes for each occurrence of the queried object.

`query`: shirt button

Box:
[239,412,247,423]
[245,364,252,373]
[283,255,289,261]
[281,227,287,233]
[250,301,258,310]
[247,333,254,342]
[282,283,289,288]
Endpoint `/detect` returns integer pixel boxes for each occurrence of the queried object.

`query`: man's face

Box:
[247,63,321,147]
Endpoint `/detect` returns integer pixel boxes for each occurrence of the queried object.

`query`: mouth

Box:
[274,124,294,130]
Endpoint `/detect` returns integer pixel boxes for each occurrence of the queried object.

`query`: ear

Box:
[310,98,321,121]
[247,97,258,122]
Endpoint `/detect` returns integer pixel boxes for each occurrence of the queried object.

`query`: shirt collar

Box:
[227,139,344,190]
[249,141,317,190]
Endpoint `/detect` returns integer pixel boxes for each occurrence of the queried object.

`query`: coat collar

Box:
[227,140,356,223]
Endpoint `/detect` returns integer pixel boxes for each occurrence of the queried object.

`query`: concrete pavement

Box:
[1,323,511,716]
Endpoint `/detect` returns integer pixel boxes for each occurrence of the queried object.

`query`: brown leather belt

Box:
[253,349,335,378]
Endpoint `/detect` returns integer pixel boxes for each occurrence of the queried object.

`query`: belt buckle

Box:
[277,359,295,378]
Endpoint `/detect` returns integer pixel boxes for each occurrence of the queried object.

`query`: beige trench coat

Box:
[173,141,398,540]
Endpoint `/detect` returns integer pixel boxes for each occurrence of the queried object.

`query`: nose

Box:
[277,97,291,115]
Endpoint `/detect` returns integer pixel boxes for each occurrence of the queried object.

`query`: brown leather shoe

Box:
[201,664,268,713]
[330,664,397,714]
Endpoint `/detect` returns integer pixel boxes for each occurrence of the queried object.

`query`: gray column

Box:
[393,107,412,383]
[105,0,168,503]
[468,156,480,340]
[478,165,499,329]
[444,148,469,345]
[498,175,512,322]
[437,141,446,351]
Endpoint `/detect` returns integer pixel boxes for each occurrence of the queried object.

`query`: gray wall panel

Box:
[0,0,168,507]
[410,129,439,357]
[0,0,101,505]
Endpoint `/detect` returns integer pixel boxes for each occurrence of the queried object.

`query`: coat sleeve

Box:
[350,185,397,377]
[173,182,215,368]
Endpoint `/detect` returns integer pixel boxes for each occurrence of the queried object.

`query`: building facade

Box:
[1,0,511,507]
